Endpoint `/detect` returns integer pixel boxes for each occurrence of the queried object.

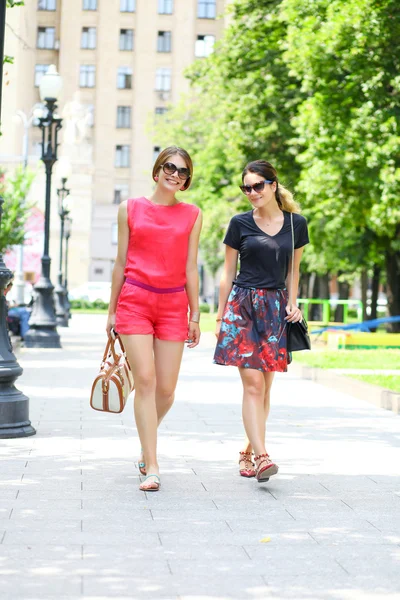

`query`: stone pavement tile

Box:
[82,573,268,599]
[0,518,81,532]
[2,531,161,546]
[0,575,82,598]
[0,544,82,562]
[137,498,218,511]
[82,520,230,534]
[159,530,317,547]
[83,543,249,562]
[363,517,400,534]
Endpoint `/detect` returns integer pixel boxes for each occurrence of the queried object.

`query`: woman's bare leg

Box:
[239,368,267,458]
[154,338,185,423]
[120,334,159,486]
[241,372,275,454]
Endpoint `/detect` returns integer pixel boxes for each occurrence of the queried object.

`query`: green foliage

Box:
[199,303,210,313]
[70,298,109,310]
[283,0,400,270]
[0,167,35,254]
[153,0,400,317]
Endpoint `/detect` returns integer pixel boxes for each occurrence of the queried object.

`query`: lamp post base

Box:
[24,271,61,348]
[55,281,68,327]
[24,327,61,348]
[0,389,36,439]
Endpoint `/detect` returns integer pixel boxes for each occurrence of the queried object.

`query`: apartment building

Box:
[1,0,227,291]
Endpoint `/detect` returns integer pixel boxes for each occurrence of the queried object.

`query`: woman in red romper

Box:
[106,147,202,492]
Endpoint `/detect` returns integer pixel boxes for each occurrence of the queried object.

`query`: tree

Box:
[0,167,35,254]
[282,0,400,327]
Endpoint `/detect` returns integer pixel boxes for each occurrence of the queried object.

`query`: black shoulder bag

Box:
[286,213,311,352]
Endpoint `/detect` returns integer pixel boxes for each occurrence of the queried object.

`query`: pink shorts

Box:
[115,281,189,341]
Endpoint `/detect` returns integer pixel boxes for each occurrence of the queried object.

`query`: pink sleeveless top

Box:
[124,197,200,288]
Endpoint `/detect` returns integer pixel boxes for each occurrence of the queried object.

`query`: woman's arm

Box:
[215,245,239,337]
[285,246,304,323]
[185,210,203,348]
[106,201,129,336]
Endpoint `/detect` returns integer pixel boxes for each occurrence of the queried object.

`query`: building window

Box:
[80,65,96,88]
[155,67,171,91]
[111,223,118,244]
[38,0,56,11]
[94,267,104,275]
[155,107,168,115]
[153,146,161,163]
[83,0,97,10]
[34,64,50,87]
[114,183,129,205]
[115,145,130,168]
[158,0,173,15]
[81,27,97,49]
[37,27,55,49]
[119,29,134,51]
[195,34,215,57]
[157,31,171,53]
[117,66,133,89]
[198,0,216,19]
[120,0,135,11]
[116,106,131,128]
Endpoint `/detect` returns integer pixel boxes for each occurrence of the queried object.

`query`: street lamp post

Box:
[64,216,72,320]
[54,171,70,327]
[24,65,63,348]
[0,0,35,438]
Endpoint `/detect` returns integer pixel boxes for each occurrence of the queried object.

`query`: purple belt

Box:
[125,278,185,294]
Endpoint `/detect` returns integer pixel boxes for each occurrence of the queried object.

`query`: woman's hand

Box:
[215,320,222,338]
[106,313,116,337]
[186,321,200,348]
[285,304,302,323]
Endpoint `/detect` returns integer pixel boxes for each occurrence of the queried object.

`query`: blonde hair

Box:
[152,146,193,191]
[242,160,301,213]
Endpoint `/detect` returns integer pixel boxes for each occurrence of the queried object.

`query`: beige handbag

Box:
[90,330,134,413]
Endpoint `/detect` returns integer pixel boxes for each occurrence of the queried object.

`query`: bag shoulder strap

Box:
[290,212,294,311]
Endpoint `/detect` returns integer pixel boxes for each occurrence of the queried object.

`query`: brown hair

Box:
[242,160,301,213]
[152,146,193,191]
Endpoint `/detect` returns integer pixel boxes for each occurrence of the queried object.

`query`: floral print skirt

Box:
[213,285,291,372]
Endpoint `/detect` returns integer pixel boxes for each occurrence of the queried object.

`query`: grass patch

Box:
[293,349,400,370]
[351,375,400,393]
[71,308,108,315]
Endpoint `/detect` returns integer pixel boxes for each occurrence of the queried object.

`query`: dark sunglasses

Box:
[161,162,190,181]
[239,179,273,195]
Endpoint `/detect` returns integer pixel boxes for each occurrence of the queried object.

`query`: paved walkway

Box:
[1,314,400,599]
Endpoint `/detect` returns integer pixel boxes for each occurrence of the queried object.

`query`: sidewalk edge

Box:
[290,362,400,416]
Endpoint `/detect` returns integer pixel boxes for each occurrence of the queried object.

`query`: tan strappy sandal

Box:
[239,451,256,478]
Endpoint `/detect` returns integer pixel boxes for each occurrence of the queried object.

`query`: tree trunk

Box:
[385,249,400,332]
[299,272,311,299]
[334,278,350,322]
[310,273,330,321]
[369,265,381,331]
[361,269,368,322]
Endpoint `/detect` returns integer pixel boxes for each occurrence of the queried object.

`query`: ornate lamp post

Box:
[64,216,72,320]
[25,65,63,348]
[0,0,35,438]
[54,158,71,327]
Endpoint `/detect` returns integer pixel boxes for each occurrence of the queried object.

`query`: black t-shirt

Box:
[224,210,309,289]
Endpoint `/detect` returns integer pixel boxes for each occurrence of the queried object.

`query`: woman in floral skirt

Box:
[214,160,309,482]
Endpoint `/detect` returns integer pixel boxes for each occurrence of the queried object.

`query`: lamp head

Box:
[39,65,63,103]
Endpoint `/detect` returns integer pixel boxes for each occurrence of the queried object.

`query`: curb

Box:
[290,362,400,416]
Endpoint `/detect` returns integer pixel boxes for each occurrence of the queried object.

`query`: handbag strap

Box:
[290,212,294,311]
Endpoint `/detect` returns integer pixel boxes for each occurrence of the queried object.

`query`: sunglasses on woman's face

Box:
[239,179,273,195]
[161,162,190,181]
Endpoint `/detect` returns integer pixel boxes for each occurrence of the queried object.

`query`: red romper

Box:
[115,197,200,341]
